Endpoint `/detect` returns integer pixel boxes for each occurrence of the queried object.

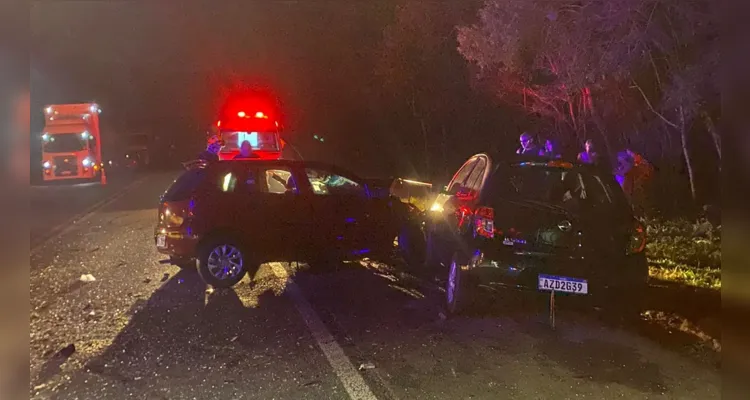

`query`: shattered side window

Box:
[305,168,364,197]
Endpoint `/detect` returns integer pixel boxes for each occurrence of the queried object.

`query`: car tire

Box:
[445,252,476,316]
[598,283,646,326]
[423,230,440,269]
[617,284,647,324]
[397,223,425,271]
[197,237,251,288]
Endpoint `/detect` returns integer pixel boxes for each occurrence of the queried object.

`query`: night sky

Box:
[30,1,521,182]
[31,2,398,174]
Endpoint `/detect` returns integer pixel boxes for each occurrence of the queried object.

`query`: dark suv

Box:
[155,159,416,287]
[423,154,648,316]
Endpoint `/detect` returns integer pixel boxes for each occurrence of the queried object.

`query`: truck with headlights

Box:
[41,103,103,182]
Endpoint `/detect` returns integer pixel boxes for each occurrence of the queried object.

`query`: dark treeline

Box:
[373,0,719,217]
[30,1,719,217]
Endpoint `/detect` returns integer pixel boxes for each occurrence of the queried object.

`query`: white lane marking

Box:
[30,177,148,256]
[269,262,379,400]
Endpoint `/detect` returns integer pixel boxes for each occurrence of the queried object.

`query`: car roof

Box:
[473,152,611,174]
[205,159,364,180]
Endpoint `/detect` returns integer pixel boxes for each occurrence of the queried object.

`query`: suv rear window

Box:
[162,168,207,201]
[485,165,618,208]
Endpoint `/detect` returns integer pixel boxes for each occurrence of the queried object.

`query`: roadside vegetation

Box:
[645,218,721,290]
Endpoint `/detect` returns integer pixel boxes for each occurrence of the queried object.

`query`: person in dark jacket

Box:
[515,132,539,155]
[197,135,222,162]
[577,139,599,164]
[233,140,260,159]
[539,139,562,159]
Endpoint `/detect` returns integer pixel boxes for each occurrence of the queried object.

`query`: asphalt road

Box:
[29,172,720,399]
[30,169,145,248]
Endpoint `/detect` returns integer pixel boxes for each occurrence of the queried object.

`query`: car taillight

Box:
[474,206,495,239]
[160,200,193,228]
[162,208,184,227]
[628,219,646,254]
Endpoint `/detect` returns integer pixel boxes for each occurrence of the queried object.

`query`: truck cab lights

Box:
[236,111,269,119]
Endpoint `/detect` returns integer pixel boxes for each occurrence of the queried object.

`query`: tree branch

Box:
[630,80,678,129]
[648,51,663,90]
[524,87,565,120]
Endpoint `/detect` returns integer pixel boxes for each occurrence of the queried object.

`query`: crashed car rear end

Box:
[423,155,648,317]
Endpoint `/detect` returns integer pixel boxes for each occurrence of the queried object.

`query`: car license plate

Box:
[156,234,166,248]
[538,274,587,294]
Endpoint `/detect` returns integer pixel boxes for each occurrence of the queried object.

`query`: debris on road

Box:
[358,362,376,371]
[79,274,96,282]
[143,278,151,284]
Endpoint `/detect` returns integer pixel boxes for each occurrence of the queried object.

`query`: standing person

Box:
[625,149,654,215]
[577,139,599,164]
[515,132,539,155]
[197,135,222,162]
[614,150,633,188]
[539,139,561,159]
[233,140,260,159]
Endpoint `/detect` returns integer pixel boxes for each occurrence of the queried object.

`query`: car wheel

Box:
[397,223,425,271]
[446,253,475,315]
[197,239,250,288]
[597,284,646,326]
[424,230,440,269]
[616,284,647,324]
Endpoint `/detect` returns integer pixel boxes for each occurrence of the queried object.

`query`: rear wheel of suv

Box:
[197,238,252,288]
[423,230,439,269]
[397,223,425,272]
[614,285,647,324]
[445,252,476,316]
[595,283,646,326]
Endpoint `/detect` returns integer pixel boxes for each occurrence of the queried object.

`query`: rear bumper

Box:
[154,227,200,259]
[42,170,98,181]
[463,250,648,296]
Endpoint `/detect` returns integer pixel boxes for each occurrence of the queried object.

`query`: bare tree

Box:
[458,0,718,201]
[376,1,477,178]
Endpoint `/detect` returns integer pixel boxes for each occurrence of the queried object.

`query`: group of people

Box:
[514,131,655,213]
[197,135,260,162]
[515,132,600,165]
[515,132,562,159]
